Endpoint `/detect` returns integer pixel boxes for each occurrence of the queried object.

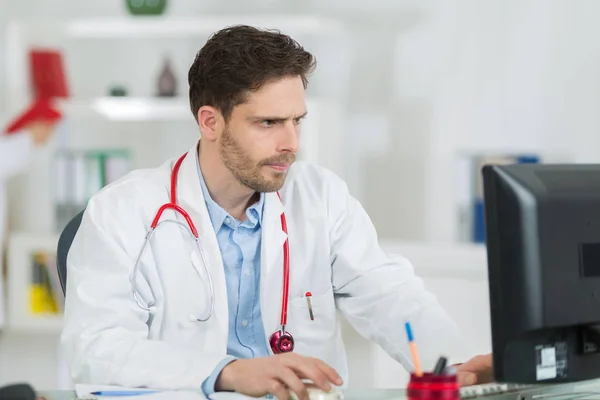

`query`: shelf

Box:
[62,96,324,123]
[63,97,192,121]
[6,232,63,334]
[8,314,63,334]
[63,15,345,39]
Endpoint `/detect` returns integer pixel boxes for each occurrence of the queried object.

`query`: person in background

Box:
[0,120,55,278]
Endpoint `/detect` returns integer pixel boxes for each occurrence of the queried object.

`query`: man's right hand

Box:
[215,353,343,400]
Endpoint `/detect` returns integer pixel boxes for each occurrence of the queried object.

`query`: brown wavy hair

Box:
[188,25,316,122]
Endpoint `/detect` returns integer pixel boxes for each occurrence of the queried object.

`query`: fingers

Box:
[269,380,292,400]
[294,363,331,393]
[455,354,494,386]
[276,367,309,400]
[282,355,341,393]
[314,359,343,386]
[459,354,491,370]
[457,371,477,387]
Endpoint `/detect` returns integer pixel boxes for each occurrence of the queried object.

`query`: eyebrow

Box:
[248,111,308,122]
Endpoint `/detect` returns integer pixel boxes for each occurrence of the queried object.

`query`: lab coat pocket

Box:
[289,287,338,358]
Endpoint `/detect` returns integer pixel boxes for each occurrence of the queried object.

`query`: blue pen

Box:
[405,322,423,377]
[90,390,161,397]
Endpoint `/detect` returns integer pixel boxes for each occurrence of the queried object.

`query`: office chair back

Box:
[0,383,36,400]
[56,209,85,295]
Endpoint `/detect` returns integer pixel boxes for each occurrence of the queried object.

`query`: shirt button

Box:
[225,216,231,225]
[241,319,249,327]
[244,269,251,276]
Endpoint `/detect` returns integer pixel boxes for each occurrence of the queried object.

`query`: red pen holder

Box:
[407,372,459,400]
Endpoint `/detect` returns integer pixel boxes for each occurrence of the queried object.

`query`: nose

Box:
[277,121,299,153]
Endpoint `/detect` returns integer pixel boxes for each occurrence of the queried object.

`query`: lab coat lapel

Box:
[176,144,228,336]
[260,192,289,350]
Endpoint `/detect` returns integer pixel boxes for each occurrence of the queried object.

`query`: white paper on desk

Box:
[76,384,156,398]
[74,384,259,400]
[209,393,261,400]
[75,384,263,400]
[75,384,202,399]
[122,392,206,400]
[140,391,257,400]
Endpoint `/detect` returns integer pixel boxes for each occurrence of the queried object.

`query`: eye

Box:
[293,117,303,125]
[260,120,276,128]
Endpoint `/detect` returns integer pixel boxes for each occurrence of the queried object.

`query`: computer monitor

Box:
[482,163,600,384]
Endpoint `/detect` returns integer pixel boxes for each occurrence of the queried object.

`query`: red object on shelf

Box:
[29,49,69,99]
[4,98,62,134]
[3,48,68,134]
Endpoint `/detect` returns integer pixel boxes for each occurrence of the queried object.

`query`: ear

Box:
[198,106,220,141]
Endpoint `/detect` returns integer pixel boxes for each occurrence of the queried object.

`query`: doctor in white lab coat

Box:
[61,25,493,400]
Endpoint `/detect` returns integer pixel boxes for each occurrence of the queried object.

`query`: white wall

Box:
[7,0,600,239]
[339,0,600,242]
[422,0,600,242]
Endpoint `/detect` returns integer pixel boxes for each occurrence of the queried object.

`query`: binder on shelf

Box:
[53,149,131,232]
[456,152,540,243]
[6,232,63,332]
[29,250,62,315]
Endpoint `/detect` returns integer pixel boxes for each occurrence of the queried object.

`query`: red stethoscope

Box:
[131,152,294,354]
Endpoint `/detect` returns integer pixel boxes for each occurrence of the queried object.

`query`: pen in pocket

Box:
[305,292,314,320]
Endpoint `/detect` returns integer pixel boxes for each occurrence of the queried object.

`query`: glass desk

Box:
[37,380,600,400]
[36,391,406,400]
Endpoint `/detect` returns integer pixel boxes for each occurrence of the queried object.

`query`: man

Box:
[61,25,492,400]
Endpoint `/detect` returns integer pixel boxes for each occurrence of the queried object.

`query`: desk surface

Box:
[39,389,408,399]
[36,381,600,400]
[38,390,405,400]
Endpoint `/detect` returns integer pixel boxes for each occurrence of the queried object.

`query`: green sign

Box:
[126,0,168,16]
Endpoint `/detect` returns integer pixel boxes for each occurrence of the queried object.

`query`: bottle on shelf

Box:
[156,55,177,97]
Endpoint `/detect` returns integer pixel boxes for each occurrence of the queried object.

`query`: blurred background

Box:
[2,0,600,391]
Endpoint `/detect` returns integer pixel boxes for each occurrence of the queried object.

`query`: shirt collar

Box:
[195,144,264,231]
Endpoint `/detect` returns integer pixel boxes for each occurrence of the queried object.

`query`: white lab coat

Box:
[0,133,34,328]
[61,142,467,389]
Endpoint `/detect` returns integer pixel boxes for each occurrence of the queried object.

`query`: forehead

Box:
[235,76,307,117]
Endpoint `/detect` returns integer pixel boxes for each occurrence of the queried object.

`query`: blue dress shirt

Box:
[196,151,270,395]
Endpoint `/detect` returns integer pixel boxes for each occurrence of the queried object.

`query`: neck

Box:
[198,142,258,221]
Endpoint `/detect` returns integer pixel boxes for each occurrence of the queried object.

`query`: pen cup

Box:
[407,372,459,400]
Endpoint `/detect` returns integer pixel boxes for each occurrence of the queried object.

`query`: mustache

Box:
[259,153,296,166]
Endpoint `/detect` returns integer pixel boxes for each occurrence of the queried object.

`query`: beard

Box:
[219,127,296,192]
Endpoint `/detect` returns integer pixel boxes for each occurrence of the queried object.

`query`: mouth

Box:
[265,163,290,172]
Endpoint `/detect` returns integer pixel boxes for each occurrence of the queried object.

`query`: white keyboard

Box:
[459,383,537,399]
[459,382,580,400]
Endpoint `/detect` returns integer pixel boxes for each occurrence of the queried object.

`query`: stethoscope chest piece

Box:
[269,327,295,354]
